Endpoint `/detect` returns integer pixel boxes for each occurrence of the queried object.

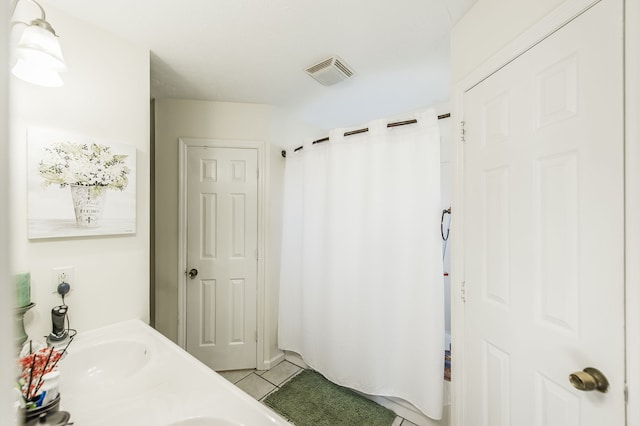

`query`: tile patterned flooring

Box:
[217,360,418,426]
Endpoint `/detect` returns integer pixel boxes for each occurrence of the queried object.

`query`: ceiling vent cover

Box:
[305,56,354,86]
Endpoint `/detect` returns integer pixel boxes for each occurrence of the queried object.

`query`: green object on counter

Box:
[15,272,31,308]
[15,302,35,353]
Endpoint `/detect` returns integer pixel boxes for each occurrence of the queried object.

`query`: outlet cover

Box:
[52,266,74,295]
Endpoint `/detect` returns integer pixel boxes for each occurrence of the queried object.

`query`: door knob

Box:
[568,367,609,393]
[187,268,198,279]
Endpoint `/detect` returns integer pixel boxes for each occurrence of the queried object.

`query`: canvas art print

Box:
[28,128,136,239]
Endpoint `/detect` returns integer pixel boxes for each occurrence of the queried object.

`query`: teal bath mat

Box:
[263,369,396,426]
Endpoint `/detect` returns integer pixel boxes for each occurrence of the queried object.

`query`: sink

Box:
[167,418,241,426]
[54,320,291,425]
[61,340,151,387]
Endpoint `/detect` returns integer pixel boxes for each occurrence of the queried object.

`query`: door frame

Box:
[450,0,638,424]
[624,0,640,423]
[177,138,267,370]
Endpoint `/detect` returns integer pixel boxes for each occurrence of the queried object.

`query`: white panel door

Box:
[462,0,624,424]
[186,146,258,371]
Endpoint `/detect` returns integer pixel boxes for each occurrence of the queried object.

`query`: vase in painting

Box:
[70,184,107,227]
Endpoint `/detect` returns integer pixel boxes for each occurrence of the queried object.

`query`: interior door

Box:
[462,0,624,424]
[185,146,258,371]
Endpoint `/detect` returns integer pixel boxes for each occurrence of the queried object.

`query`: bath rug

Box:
[263,369,396,426]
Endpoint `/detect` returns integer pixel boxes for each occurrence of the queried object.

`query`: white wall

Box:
[9,5,150,341]
[153,99,321,364]
[450,0,564,82]
[1,2,13,424]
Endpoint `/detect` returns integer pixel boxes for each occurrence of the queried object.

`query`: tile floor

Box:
[217,360,419,426]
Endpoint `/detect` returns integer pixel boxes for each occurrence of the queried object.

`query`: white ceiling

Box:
[45,0,476,130]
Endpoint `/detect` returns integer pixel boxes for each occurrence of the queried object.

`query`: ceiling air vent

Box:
[305,56,354,86]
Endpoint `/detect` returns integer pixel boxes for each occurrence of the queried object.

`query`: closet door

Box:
[185,146,258,371]
[462,0,624,424]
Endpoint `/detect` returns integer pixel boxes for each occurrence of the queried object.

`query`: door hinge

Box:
[625,383,629,403]
[460,121,466,143]
[257,168,260,179]
[255,330,258,342]
[460,280,467,303]
[255,248,259,261]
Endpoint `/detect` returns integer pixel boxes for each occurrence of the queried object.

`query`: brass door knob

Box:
[568,367,609,393]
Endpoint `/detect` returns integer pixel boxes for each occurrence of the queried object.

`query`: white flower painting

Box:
[39,142,131,190]
[28,128,137,239]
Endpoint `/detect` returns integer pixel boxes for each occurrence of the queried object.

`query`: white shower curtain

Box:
[278,110,444,419]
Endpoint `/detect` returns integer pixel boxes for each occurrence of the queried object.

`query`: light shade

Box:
[11,20,66,86]
[11,58,63,87]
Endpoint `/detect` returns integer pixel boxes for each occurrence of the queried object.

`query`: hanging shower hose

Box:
[441,207,451,262]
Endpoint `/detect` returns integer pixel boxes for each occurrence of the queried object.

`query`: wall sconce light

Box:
[10,0,66,87]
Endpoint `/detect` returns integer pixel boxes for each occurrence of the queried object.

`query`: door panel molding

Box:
[178,138,267,369]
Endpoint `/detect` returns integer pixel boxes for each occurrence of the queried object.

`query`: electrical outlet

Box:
[52,266,74,296]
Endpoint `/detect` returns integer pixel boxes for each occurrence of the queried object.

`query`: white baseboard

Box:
[259,350,285,371]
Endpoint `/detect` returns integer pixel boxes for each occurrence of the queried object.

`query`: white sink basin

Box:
[61,340,151,387]
[56,320,290,425]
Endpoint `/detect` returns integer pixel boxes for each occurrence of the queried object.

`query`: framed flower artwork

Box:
[27,128,137,239]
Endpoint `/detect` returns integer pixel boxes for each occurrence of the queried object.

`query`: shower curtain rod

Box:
[281,113,450,158]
